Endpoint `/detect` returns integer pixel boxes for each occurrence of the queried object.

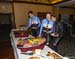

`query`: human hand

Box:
[46,42,49,45]
[38,35,41,37]
[32,27,38,29]
[53,43,57,46]
[27,27,30,31]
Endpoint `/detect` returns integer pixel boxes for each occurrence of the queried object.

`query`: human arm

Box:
[37,17,41,27]
[28,18,31,28]
[39,20,45,36]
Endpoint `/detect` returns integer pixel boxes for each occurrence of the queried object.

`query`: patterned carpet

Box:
[0,31,15,59]
[58,33,75,59]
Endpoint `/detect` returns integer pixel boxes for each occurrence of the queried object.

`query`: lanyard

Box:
[46,19,49,28]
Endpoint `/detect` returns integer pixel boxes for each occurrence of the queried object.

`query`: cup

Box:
[34,49,42,55]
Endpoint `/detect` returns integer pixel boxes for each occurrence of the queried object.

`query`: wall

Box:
[59,8,75,15]
[0,3,12,13]
[0,3,16,28]
[0,3,75,28]
[14,3,52,28]
[52,7,59,18]
[52,7,75,21]
[53,7,75,17]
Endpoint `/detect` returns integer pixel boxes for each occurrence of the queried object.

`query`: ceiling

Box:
[0,0,70,5]
[14,0,64,4]
[54,0,75,7]
[0,0,75,9]
[52,0,75,9]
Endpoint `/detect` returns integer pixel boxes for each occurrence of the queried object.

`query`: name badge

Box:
[47,24,52,28]
[43,24,47,27]
[32,21,38,24]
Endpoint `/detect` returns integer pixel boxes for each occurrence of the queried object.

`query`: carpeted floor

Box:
[0,31,14,59]
[0,41,14,59]
[58,32,75,59]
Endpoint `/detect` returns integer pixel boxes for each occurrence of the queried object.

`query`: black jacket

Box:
[52,21,64,37]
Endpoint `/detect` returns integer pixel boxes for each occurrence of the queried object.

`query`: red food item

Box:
[38,38,46,45]
[24,43,33,47]
[19,44,45,52]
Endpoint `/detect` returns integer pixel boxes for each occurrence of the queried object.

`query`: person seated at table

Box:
[39,12,54,45]
[28,11,41,37]
[50,15,64,51]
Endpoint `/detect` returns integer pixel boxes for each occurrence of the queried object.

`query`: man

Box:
[28,11,41,37]
[50,15,64,51]
[39,12,54,45]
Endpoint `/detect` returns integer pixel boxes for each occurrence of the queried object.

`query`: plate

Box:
[28,55,51,59]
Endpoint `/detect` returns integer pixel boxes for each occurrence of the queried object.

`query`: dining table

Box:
[10,29,65,59]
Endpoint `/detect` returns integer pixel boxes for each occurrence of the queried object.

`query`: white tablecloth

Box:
[10,29,64,59]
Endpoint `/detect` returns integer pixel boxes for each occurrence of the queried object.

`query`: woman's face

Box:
[52,16,56,21]
[46,14,51,20]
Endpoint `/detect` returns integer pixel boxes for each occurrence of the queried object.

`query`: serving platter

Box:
[17,37,46,52]
[13,30,29,37]
[28,55,51,59]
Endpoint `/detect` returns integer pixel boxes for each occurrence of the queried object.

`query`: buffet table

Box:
[10,29,64,59]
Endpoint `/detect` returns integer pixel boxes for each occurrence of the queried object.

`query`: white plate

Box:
[28,55,53,59]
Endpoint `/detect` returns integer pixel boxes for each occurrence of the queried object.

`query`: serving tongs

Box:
[21,51,34,55]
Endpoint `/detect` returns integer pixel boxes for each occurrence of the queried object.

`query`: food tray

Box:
[17,38,46,52]
[14,30,29,37]
[19,43,45,52]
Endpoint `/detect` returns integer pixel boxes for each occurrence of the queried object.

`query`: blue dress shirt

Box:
[39,18,54,35]
[28,16,41,28]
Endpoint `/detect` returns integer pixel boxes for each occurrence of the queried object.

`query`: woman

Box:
[28,11,41,37]
[50,15,64,51]
[39,12,54,45]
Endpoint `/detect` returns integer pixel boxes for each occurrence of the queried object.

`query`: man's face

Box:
[46,14,51,20]
[29,13,33,18]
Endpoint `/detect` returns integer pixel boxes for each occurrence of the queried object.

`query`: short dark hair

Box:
[28,11,33,14]
[46,12,52,15]
[52,15,56,18]
[52,15,57,20]
[46,12,52,16]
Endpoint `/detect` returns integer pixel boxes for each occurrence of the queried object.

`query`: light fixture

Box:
[51,0,63,4]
